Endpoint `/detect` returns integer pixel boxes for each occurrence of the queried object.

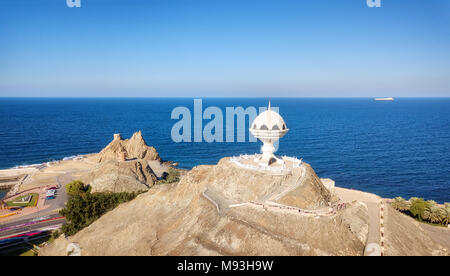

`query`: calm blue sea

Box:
[0,98,449,202]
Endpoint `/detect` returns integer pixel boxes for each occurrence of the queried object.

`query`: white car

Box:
[32,216,50,222]
[45,190,56,197]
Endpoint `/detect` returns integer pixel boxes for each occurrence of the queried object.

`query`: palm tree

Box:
[427,200,438,206]
[443,203,450,226]
[424,203,446,224]
[392,197,410,211]
[423,201,435,221]
[409,197,420,203]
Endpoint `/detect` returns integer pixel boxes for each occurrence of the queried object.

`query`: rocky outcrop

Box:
[97,131,160,163]
[276,163,331,209]
[83,159,157,193]
[200,158,331,210]
[80,131,160,193]
[41,158,370,256]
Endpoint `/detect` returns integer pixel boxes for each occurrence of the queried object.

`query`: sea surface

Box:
[0,98,449,202]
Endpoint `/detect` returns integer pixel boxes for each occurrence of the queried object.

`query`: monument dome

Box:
[251,104,287,131]
[250,102,289,166]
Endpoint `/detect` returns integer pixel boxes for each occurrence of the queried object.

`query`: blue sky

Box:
[0,0,449,97]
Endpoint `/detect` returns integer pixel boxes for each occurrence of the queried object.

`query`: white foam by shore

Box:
[5,154,89,171]
[62,154,84,161]
[11,163,44,169]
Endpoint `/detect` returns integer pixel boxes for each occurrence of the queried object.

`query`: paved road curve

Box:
[0,215,65,240]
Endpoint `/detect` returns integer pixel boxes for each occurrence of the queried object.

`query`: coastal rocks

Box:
[97,131,160,163]
[40,158,370,256]
[83,159,157,193]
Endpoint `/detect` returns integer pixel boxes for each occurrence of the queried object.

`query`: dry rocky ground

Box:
[4,131,447,256]
[40,154,449,256]
[40,158,371,256]
[384,203,448,256]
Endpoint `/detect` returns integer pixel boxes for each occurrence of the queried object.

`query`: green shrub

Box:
[409,198,431,221]
[60,191,140,236]
[166,168,180,183]
[157,167,180,184]
[49,230,62,242]
[66,180,88,196]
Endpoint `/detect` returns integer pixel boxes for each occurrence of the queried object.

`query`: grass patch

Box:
[6,193,38,207]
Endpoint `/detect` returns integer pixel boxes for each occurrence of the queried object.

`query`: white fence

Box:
[230,154,302,174]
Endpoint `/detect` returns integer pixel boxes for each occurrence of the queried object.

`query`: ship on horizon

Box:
[374,97,394,101]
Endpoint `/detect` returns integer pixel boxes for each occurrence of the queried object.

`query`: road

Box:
[0,214,65,240]
[334,187,382,256]
[0,216,65,254]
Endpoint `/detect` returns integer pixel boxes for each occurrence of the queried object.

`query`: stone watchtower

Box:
[114,133,122,140]
[117,150,128,162]
[118,149,128,162]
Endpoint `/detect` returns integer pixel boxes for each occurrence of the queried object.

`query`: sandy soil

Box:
[0,155,98,195]
[0,155,99,223]
[420,223,450,250]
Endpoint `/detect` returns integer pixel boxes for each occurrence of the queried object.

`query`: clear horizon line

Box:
[1,96,450,99]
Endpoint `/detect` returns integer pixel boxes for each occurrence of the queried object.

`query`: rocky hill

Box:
[40,158,371,256]
[80,131,160,193]
[97,131,160,163]
[197,158,331,210]
[82,160,157,193]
